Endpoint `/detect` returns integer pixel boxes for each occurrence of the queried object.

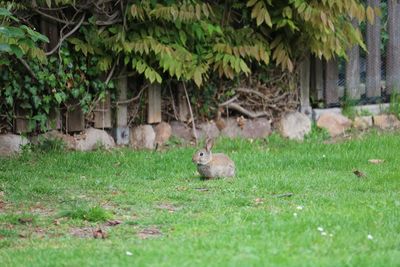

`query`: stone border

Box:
[313,103,390,121]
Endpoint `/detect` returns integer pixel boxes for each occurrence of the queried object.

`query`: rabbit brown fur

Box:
[192,138,235,179]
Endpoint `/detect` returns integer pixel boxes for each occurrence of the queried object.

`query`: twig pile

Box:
[219,82,298,121]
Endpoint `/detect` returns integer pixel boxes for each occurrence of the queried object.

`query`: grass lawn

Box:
[0,131,399,267]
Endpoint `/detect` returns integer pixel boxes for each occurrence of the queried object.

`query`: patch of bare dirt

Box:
[70,227,95,238]
[156,203,180,213]
[137,227,162,239]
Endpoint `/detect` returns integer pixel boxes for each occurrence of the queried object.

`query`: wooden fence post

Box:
[147,84,162,124]
[66,102,84,132]
[299,53,312,116]
[366,0,381,99]
[324,58,339,107]
[346,20,361,100]
[47,108,61,130]
[114,74,130,145]
[177,83,189,121]
[310,57,324,102]
[14,107,29,134]
[41,15,61,131]
[94,93,112,129]
[387,0,400,94]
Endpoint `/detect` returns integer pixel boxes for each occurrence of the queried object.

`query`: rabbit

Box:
[192,138,235,179]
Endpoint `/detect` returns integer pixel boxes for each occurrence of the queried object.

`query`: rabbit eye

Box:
[199,152,204,157]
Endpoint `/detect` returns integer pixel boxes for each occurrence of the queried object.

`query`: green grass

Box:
[0,131,399,266]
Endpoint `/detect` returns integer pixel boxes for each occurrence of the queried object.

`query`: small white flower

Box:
[322,154,326,158]
[321,231,327,236]
[367,234,373,240]
[296,206,304,210]
[317,227,324,232]
[293,212,298,217]
[126,251,133,256]
[329,233,334,237]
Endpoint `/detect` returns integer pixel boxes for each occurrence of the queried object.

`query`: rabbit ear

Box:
[205,138,214,152]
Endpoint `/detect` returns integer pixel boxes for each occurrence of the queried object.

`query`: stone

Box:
[196,121,220,140]
[75,128,115,151]
[154,122,172,146]
[353,116,373,130]
[312,107,342,121]
[220,118,242,138]
[278,111,312,140]
[354,104,390,116]
[40,130,76,150]
[113,127,130,145]
[373,114,400,129]
[0,134,29,156]
[130,125,155,149]
[242,118,272,139]
[170,121,192,141]
[317,113,352,137]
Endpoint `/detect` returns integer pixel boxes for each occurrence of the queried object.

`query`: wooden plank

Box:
[14,107,29,134]
[66,104,84,132]
[47,108,61,130]
[147,84,162,124]
[366,0,381,98]
[311,57,324,101]
[116,75,128,127]
[114,74,130,145]
[314,57,324,101]
[324,58,339,107]
[177,83,189,121]
[386,0,400,94]
[94,93,112,129]
[299,53,311,116]
[346,20,361,100]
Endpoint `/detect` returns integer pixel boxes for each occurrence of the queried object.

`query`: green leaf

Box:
[54,93,62,104]
[0,26,25,38]
[0,57,10,65]
[0,43,11,52]
[193,68,202,87]
[10,45,23,58]
[0,8,12,17]
[247,0,258,7]
[264,9,272,27]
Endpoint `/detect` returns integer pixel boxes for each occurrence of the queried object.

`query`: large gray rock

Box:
[242,118,272,139]
[219,117,272,139]
[196,121,220,140]
[0,134,29,156]
[75,128,115,151]
[278,111,311,140]
[220,118,242,138]
[130,125,155,149]
[39,130,76,150]
[154,122,171,146]
[312,108,342,121]
[373,114,400,129]
[353,116,373,130]
[317,113,352,137]
[170,121,192,141]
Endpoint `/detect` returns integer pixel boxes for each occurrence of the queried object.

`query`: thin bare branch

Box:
[17,58,37,81]
[182,82,198,145]
[116,85,148,105]
[223,103,269,118]
[45,14,85,56]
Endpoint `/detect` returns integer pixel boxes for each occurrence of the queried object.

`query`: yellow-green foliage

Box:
[3,0,377,87]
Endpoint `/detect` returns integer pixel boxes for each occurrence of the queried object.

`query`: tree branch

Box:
[17,58,37,81]
[116,85,148,105]
[45,13,85,56]
[220,102,269,118]
[182,82,198,145]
